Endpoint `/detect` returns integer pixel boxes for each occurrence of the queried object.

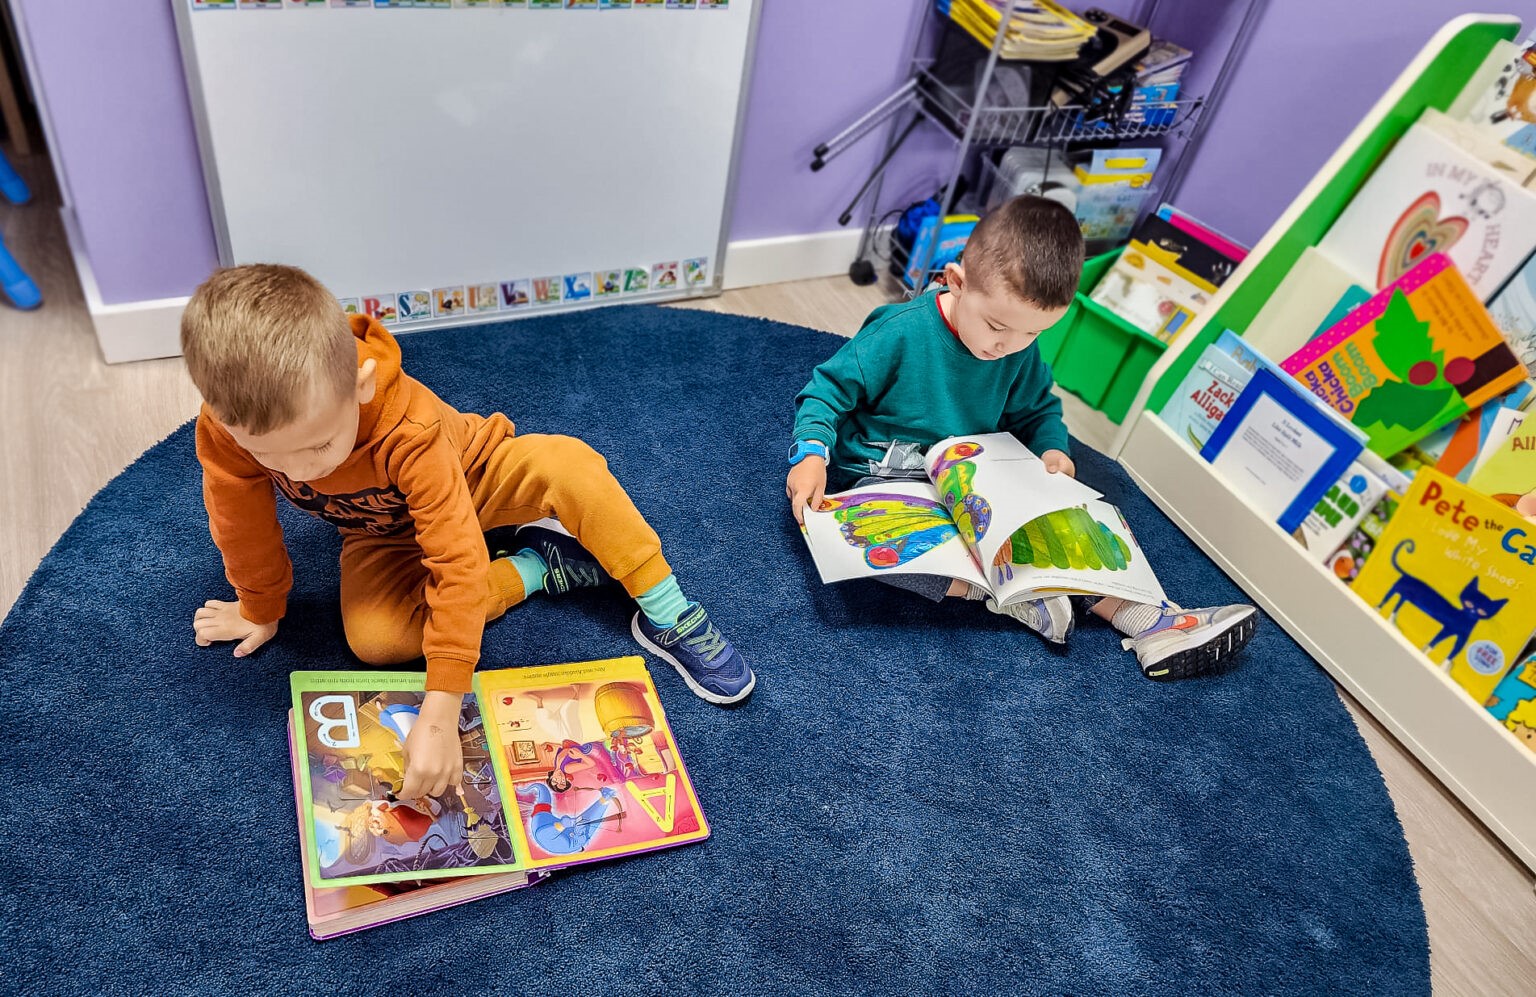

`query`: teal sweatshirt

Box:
[793,290,1069,486]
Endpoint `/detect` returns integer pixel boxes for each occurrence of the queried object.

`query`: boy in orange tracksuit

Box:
[184,265,755,799]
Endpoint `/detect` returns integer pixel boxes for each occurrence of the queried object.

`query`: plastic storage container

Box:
[1036,248,1169,424]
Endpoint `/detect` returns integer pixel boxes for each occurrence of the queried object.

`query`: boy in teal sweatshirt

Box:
[786,196,1256,680]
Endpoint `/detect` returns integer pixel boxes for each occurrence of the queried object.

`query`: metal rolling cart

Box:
[815,0,1267,295]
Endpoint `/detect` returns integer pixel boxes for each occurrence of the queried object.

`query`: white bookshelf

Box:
[1111,14,1536,871]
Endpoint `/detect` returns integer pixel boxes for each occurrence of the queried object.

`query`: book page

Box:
[990,500,1168,607]
[926,433,1104,574]
[477,657,709,872]
[801,479,987,587]
[289,672,524,889]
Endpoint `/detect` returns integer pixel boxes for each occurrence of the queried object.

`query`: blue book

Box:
[1200,367,1367,534]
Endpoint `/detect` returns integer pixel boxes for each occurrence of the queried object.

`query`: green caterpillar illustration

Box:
[992,506,1132,584]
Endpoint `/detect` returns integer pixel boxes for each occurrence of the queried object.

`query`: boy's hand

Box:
[193,599,279,658]
[786,456,828,526]
[399,690,465,799]
[1041,450,1076,478]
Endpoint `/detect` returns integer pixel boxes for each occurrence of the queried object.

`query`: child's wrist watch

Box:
[787,440,829,466]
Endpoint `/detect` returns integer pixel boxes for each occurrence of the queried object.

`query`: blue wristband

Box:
[787,440,829,466]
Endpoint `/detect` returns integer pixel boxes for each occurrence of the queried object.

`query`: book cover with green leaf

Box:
[1280,254,1528,457]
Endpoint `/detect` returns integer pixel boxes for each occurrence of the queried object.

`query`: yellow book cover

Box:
[1466,423,1536,514]
[1354,469,1536,701]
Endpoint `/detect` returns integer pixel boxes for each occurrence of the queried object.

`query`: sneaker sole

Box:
[630,615,757,706]
[1142,610,1258,682]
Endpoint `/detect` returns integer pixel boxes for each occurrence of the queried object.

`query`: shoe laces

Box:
[682,621,728,664]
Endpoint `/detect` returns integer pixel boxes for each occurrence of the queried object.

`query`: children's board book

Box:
[1280,254,1529,458]
[1487,250,1536,373]
[1293,461,1394,566]
[1200,367,1366,535]
[1316,116,1536,300]
[1352,469,1536,701]
[1467,417,1536,513]
[800,433,1167,607]
[1160,329,1289,452]
[1327,489,1402,584]
[290,657,708,892]
[287,715,542,940]
[1485,653,1536,755]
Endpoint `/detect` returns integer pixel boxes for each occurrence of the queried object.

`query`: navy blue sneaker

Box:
[511,521,615,594]
[631,604,757,705]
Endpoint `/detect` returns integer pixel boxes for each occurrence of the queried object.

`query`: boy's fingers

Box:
[233,631,267,658]
[811,486,825,511]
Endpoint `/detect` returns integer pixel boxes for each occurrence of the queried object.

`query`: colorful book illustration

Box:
[800,433,1167,607]
[1087,210,1242,344]
[290,658,708,892]
[1352,470,1536,701]
[1281,254,1529,457]
[1316,117,1536,299]
[1485,654,1536,755]
[1327,489,1402,584]
[288,715,541,940]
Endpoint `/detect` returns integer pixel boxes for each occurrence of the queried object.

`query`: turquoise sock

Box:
[636,575,689,629]
[508,548,549,596]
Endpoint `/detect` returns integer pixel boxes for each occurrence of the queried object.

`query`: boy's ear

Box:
[944,261,966,294]
[356,358,378,405]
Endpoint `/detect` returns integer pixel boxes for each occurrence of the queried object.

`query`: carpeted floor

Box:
[0,306,1427,995]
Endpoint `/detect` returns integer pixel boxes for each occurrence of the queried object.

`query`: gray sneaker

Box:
[1123,604,1258,680]
[986,595,1075,644]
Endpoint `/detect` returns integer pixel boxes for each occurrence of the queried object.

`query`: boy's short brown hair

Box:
[181,263,356,434]
[960,194,1085,309]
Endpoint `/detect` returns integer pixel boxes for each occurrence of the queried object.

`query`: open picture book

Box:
[290,656,708,907]
[800,433,1167,606]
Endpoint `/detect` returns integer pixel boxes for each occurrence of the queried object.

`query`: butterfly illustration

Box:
[993,507,1131,585]
[824,493,959,570]
[930,442,992,544]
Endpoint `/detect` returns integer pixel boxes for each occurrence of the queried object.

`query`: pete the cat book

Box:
[1352,469,1536,700]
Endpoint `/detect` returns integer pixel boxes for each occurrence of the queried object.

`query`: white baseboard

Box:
[72,223,872,364]
[61,209,188,364]
[722,229,867,290]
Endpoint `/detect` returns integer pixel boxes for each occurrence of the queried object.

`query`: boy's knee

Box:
[343,611,421,666]
[539,435,607,473]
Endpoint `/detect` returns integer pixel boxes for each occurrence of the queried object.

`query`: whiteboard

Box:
[172,1,758,326]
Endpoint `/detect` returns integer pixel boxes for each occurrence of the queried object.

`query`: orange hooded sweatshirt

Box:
[195,315,514,692]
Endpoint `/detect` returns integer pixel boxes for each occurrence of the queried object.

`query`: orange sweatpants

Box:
[339,433,672,667]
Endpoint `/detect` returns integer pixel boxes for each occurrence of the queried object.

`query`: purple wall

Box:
[729,0,952,242]
[1159,1,1505,247]
[15,0,219,303]
[12,0,1516,305]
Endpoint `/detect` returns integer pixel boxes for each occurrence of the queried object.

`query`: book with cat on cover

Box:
[799,433,1168,607]
[1280,254,1529,458]
[287,714,543,940]
[290,657,708,891]
[1351,469,1536,701]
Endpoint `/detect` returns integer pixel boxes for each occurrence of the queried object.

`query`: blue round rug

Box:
[1,306,1427,995]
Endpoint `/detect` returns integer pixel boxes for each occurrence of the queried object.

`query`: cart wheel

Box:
[848,259,877,286]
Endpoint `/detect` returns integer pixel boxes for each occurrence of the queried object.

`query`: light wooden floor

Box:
[1,153,1532,993]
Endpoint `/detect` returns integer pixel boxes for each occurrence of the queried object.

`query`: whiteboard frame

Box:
[170,0,763,333]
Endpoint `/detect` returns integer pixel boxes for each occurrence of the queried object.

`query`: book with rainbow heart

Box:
[289,657,709,930]
[1280,253,1529,458]
[1316,113,1536,300]
[799,432,1167,607]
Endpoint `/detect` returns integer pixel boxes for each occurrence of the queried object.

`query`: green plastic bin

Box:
[1035,248,1170,424]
